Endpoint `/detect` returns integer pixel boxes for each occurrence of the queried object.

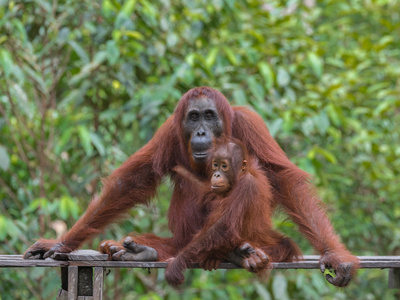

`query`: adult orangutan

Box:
[165,140,302,286]
[24,86,358,287]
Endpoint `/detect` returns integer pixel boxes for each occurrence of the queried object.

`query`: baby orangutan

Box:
[165,140,301,286]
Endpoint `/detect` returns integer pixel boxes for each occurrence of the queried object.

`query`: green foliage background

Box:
[0,0,399,299]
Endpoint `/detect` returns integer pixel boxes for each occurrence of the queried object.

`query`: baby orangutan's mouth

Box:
[211,185,228,195]
[211,185,224,188]
[211,185,226,192]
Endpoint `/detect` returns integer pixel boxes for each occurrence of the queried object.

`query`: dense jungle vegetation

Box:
[0,0,399,299]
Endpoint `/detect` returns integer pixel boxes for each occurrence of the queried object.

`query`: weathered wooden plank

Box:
[56,289,68,300]
[273,261,400,269]
[0,260,69,267]
[67,260,400,269]
[3,254,400,262]
[78,267,93,296]
[361,256,400,261]
[302,255,400,261]
[389,268,400,289]
[93,267,103,300]
[68,261,168,268]
[360,262,400,269]
[2,255,400,269]
[1,254,400,293]
[68,266,78,300]
[0,255,24,260]
[54,250,108,261]
[61,267,68,291]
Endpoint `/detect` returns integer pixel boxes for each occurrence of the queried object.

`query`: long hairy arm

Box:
[232,107,359,287]
[232,107,345,252]
[172,165,210,193]
[25,117,179,258]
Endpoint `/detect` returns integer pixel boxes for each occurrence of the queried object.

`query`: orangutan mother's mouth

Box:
[193,152,208,160]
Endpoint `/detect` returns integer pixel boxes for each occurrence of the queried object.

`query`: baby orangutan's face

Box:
[210,144,237,195]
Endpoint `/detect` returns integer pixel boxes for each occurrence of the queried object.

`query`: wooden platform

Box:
[1,253,400,299]
[3,254,400,269]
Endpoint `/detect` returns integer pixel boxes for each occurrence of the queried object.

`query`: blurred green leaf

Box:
[102,0,118,16]
[69,41,90,64]
[59,196,79,219]
[121,0,136,16]
[78,126,93,156]
[247,76,265,102]
[272,274,289,300]
[223,47,238,66]
[258,62,274,90]
[267,118,283,137]
[23,197,48,213]
[206,47,219,68]
[277,67,290,87]
[6,219,21,237]
[121,30,144,40]
[0,215,7,240]
[0,49,13,77]
[255,282,272,300]
[0,145,10,171]
[106,40,120,65]
[308,147,338,164]
[90,133,105,156]
[313,111,330,135]
[307,52,324,78]
[56,128,74,155]
[311,272,329,294]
